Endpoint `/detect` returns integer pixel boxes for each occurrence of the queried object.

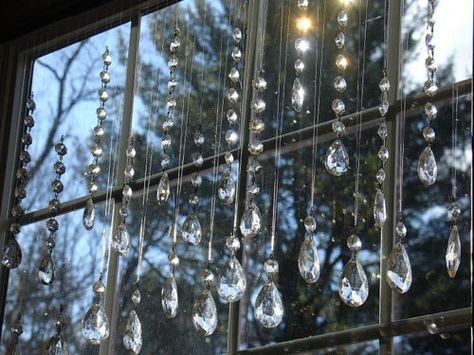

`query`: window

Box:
[0,0,471,354]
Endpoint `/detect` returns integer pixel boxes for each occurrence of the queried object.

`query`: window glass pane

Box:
[26,23,130,211]
[1,202,110,354]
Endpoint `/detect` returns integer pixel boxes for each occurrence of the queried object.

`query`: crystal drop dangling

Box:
[445,225,461,278]
[217,257,247,303]
[255,280,283,328]
[182,213,202,245]
[325,139,349,176]
[112,224,131,256]
[373,189,387,228]
[291,77,304,113]
[157,172,170,205]
[1,238,22,269]
[218,170,236,205]
[192,289,218,336]
[38,254,56,285]
[161,274,179,318]
[386,242,412,294]
[81,302,110,344]
[240,204,262,239]
[338,258,369,307]
[123,310,142,354]
[298,232,320,284]
[417,146,437,185]
[82,199,95,231]
[46,334,68,354]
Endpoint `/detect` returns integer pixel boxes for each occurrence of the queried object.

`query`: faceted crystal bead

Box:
[102,50,112,66]
[325,139,349,176]
[161,153,170,168]
[447,202,461,222]
[125,166,135,179]
[295,38,309,55]
[248,139,263,155]
[218,170,235,205]
[168,56,178,69]
[16,167,29,181]
[376,168,385,184]
[378,146,389,162]
[98,89,108,102]
[332,120,345,134]
[225,152,234,165]
[123,310,142,354]
[227,109,238,124]
[168,77,177,90]
[331,99,345,115]
[232,27,242,43]
[82,199,95,231]
[24,115,35,127]
[168,252,180,267]
[228,67,240,83]
[250,119,265,134]
[395,222,407,238]
[182,213,202,245]
[97,107,107,120]
[338,258,369,307]
[251,98,266,113]
[386,242,412,294]
[100,70,110,84]
[424,80,438,97]
[379,77,390,92]
[337,10,348,27]
[14,186,26,199]
[193,131,205,145]
[55,142,68,156]
[47,218,59,232]
[298,233,320,283]
[292,78,305,113]
[226,235,241,253]
[335,32,345,49]
[379,97,389,116]
[157,173,170,205]
[255,280,283,328]
[298,0,309,10]
[254,77,267,92]
[191,174,202,187]
[192,289,218,336]
[377,123,388,139]
[87,163,100,176]
[81,302,110,344]
[240,204,262,238]
[27,96,36,111]
[417,146,437,186]
[374,189,387,227]
[424,102,437,119]
[132,289,141,305]
[170,38,181,52]
[22,132,32,145]
[11,205,24,218]
[162,275,178,318]
[264,259,279,275]
[38,254,55,285]
[217,257,247,303]
[227,88,239,104]
[51,180,63,193]
[112,224,130,256]
[425,33,434,49]
[90,144,103,158]
[335,54,348,71]
[247,182,260,195]
[231,47,242,62]
[304,215,317,232]
[247,158,262,173]
[445,225,461,278]
[1,238,22,269]
[167,97,177,110]
[93,281,106,294]
[161,136,171,149]
[225,129,239,146]
[423,126,435,142]
[9,223,21,234]
[94,125,105,137]
[425,56,436,71]
[347,234,362,252]
[334,75,347,93]
[192,152,204,167]
[201,269,216,288]
[294,59,305,74]
[122,184,133,199]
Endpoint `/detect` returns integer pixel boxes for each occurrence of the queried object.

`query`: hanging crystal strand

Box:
[82,48,111,231]
[123,287,142,354]
[255,257,283,328]
[417,0,438,186]
[4,309,23,355]
[218,14,243,206]
[157,27,181,206]
[1,93,36,270]
[38,136,67,285]
[292,0,310,113]
[112,137,135,256]
[80,278,109,344]
[45,305,69,354]
[240,68,266,239]
[324,1,350,176]
[445,86,461,278]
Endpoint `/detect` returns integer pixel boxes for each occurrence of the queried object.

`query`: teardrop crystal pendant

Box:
[161,275,178,318]
[123,310,142,354]
[1,238,22,269]
[325,139,349,176]
[218,170,236,205]
[38,254,56,285]
[255,280,283,328]
[240,204,262,239]
[192,289,218,336]
[112,224,131,256]
[373,189,387,228]
[46,335,68,354]
[81,303,110,344]
[291,77,304,113]
[217,257,247,303]
[182,213,202,245]
[386,242,412,294]
[298,233,320,284]
[83,199,95,231]
[157,172,170,205]
[445,225,461,278]
[339,258,369,307]
[417,146,437,186]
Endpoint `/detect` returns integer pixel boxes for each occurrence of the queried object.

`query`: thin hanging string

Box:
[451,83,459,199]
[197,1,208,125]
[382,0,389,72]
[353,0,369,227]
[309,0,326,211]
[208,13,227,263]
[270,0,290,253]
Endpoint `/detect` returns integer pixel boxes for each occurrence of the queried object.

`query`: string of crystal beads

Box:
[112,136,136,256]
[81,279,110,344]
[1,92,36,270]
[239,69,266,239]
[157,27,181,206]
[374,77,390,228]
[386,221,412,294]
[417,0,438,186]
[445,200,461,278]
[217,22,242,206]
[292,0,309,113]
[324,2,350,176]
[4,310,23,355]
[298,213,320,284]
[38,136,67,286]
[193,266,218,336]
[161,245,179,319]
[82,47,111,231]
[45,306,69,354]
[123,288,143,354]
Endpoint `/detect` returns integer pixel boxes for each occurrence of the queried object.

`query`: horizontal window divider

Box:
[17,78,472,226]
[237,307,472,354]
